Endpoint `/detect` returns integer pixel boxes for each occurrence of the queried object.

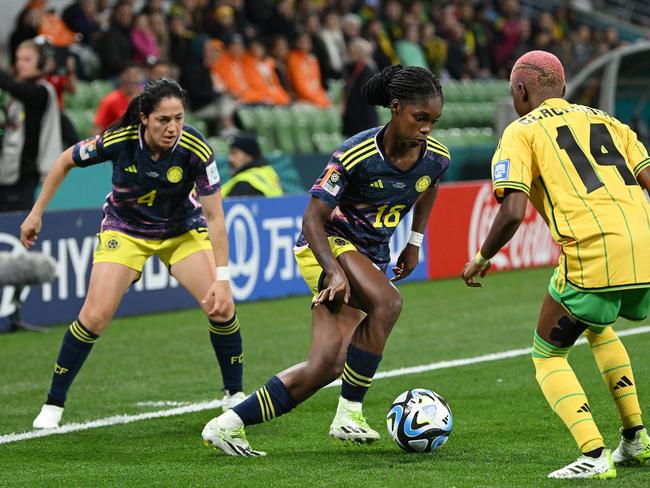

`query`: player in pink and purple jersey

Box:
[21,79,246,429]
[202,65,450,456]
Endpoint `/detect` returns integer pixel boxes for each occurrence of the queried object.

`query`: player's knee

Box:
[547,315,588,348]
[372,291,403,326]
[78,307,111,333]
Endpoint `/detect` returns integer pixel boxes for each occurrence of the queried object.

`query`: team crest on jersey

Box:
[79,136,99,161]
[333,237,349,247]
[105,238,120,251]
[493,159,510,181]
[415,175,431,192]
[167,166,183,183]
[320,167,342,196]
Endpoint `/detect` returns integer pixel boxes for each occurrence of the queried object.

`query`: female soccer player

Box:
[21,78,246,429]
[462,50,650,479]
[202,65,450,456]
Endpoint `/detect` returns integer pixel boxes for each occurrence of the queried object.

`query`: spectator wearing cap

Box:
[222,134,283,198]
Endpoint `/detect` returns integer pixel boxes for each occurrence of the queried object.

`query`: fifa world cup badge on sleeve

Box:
[79,136,99,161]
[206,161,220,185]
[320,167,342,196]
[493,159,510,181]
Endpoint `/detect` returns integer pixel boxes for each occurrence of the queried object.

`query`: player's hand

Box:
[20,212,42,249]
[202,280,234,316]
[316,267,350,304]
[391,244,419,282]
[461,259,491,287]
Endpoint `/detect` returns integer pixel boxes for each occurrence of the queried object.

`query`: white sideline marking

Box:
[2,324,649,446]
[135,401,190,408]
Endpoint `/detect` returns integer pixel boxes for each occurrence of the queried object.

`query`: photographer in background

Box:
[0,38,62,212]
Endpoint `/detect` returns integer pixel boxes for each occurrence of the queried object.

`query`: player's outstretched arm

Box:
[461,189,527,287]
[20,146,76,249]
[392,184,439,282]
[303,196,350,304]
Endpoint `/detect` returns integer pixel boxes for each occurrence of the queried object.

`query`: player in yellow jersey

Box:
[462,50,650,479]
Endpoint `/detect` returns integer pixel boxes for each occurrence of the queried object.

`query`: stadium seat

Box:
[256,135,275,155]
[65,81,95,110]
[312,132,337,153]
[237,106,257,132]
[253,107,277,150]
[323,108,341,134]
[378,108,391,126]
[272,107,296,154]
[442,81,459,103]
[206,136,230,156]
[292,109,315,153]
[326,79,344,106]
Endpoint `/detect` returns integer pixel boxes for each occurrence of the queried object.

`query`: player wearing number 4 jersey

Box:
[462,51,650,479]
[202,65,450,456]
[21,79,247,430]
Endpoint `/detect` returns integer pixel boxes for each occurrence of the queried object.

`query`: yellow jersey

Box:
[491,97,650,291]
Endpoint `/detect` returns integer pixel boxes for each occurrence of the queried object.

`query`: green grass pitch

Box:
[1,268,648,487]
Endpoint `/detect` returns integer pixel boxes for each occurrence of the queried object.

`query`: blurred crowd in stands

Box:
[0,0,637,136]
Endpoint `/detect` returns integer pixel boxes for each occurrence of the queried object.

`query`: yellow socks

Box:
[532,332,604,452]
[585,326,642,429]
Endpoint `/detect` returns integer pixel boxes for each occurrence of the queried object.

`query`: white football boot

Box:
[547,449,616,479]
[611,428,650,465]
[202,411,266,457]
[221,391,247,412]
[329,397,380,443]
[33,404,64,429]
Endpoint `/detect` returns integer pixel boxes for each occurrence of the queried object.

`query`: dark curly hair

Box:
[360,65,443,108]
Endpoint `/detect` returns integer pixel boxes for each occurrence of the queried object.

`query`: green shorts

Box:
[548,269,650,327]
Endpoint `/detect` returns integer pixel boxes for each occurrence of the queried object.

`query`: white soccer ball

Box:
[386,388,452,453]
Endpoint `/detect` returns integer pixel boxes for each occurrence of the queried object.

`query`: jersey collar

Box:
[541,98,570,109]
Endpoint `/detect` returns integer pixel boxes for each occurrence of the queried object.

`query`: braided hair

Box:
[111,78,189,131]
[360,65,442,108]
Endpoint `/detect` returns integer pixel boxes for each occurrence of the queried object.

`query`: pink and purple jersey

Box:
[72,124,220,239]
[297,126,451,268]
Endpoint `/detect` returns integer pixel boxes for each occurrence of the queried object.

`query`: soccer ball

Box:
[386,388,452,453]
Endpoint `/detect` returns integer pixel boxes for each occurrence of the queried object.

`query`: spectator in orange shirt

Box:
[242,39,290,106]
[92,65,144,134]
[211,34,265,105]
[287,32,331,108]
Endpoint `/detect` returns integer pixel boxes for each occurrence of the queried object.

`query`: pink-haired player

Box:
[463,50,650,479]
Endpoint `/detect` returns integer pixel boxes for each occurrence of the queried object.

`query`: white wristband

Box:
[407,231,424,247]
[216,266,230,281]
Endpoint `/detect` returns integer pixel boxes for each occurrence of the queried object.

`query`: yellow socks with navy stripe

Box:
[209,315,243,393]
[584,326,642,430]
[532,331,604,453]
[341,344,382,402]
[232,376,296,425]
[47,319,99,407]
